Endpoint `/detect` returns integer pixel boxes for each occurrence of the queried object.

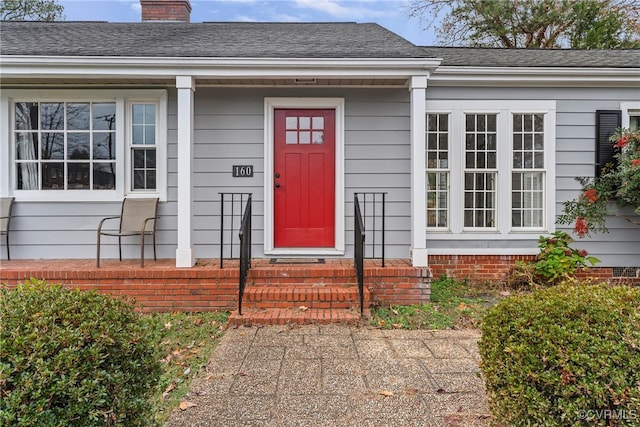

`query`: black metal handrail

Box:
[238,194,252,315]
[219,192,252,268]
[354,192,386,267]
[354,194,365,316]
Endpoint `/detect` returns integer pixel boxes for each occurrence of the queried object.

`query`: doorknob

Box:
[275,183,281,188]
[275,173,280,178]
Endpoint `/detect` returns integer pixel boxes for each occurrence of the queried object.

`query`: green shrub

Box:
[479,281,640,426]
[0,279,162,427]
[510,231,600,287]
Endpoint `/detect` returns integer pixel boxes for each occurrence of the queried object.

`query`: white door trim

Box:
[264,97,345,255]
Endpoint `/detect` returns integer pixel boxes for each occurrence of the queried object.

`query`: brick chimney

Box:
[140,0,192,22]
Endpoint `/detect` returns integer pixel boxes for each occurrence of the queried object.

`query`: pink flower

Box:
[578,249,588,257]
[614,135,629,148]
[632,159,640,167]
[583,188,598,204]
[574,217,589,238]
[613,135,629,148]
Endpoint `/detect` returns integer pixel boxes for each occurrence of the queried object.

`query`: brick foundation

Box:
[0,258,432,313]
[427,255,640,285]
[364,265,431,306]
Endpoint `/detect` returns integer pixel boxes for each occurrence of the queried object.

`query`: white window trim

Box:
[425,100,556,241]
[621,101,640,129]
[263,97,345,255]
[1,89,167,202]
[426,112,451,230]
[459,110,500,232]
[125,97,168,201]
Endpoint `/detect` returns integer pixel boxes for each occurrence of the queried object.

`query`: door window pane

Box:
[284,114,326,145]
[299,131,310,144]
[312,131,324,144]
[286,131,297,144]
[286,117,297,129]
[299,117,310,129]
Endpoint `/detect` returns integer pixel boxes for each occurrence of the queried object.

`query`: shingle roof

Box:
[2,21,638,68]
[421,46,640,68]
[0,21,426,58]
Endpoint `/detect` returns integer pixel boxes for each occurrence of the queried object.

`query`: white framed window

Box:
[426,113,449,229]
[621,102,640,131]
[511,113,545,228]
[1,89,167,201]
[129,102,159,193]
[14,101,117,191]
[425,100,556,239]
[463,113,497,229]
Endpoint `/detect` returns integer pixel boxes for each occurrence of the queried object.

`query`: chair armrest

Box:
[140,216,158,234]
[97,216,121,233]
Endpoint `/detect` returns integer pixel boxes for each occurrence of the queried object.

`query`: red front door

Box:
[274,109,335,247]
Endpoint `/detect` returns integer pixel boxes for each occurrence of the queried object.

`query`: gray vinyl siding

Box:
[185,87,413,260]
[4,87,413,260]
[6,86,639,267]
[6,202,176,259]
[426,87,640,267]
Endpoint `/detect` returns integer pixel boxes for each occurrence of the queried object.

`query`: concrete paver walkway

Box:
[165,325,491,427]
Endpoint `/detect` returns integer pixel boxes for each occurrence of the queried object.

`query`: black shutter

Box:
[595,110,621,176]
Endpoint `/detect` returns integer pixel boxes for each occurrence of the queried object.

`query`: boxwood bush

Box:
[0,280,162,426]
[479,281,640,426]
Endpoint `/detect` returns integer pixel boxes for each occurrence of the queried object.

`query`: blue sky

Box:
[58,0,438,45]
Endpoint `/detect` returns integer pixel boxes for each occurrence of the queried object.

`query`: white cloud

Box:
[272,13,304,22]
[120,0,140,13]
[235,14,258,21]
[292,0,387,19]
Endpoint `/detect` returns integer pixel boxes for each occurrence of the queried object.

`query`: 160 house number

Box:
[232,165,254,177]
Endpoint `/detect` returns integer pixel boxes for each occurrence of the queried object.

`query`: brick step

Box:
[240,285,370,310]
[247,265,358,286]
[229,307,369,326]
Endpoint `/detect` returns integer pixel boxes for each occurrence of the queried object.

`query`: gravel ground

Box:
[164,325,491,427]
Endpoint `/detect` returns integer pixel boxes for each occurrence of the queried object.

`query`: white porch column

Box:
[0,96,10,195]
[175,75,196,267]
[409,76,428,267]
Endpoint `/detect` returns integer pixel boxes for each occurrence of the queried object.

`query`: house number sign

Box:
[232,165,254,177]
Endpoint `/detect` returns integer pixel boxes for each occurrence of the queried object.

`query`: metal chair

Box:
[1,197,14,260]
[97,197,159,267]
